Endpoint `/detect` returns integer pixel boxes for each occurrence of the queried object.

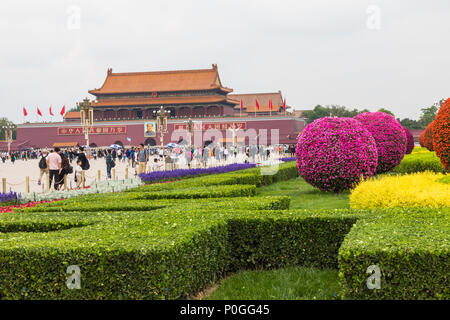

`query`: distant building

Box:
[229,91,290,116]
[15,65,306,149]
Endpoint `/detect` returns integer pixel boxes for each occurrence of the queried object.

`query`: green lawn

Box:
[203,266,340,300]
[257,176,350,210]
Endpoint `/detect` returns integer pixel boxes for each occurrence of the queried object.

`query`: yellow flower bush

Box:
[350,172,450,209]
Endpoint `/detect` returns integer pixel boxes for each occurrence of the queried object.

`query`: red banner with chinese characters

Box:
[173,122,246,131]
[57,126,127,136]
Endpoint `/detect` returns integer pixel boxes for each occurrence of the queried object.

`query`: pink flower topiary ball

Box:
[403,127,415,154]
[296,117,378,192]
[354,112,407,174]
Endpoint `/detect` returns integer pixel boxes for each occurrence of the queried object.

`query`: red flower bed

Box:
[432,98,450,170]
[419,122,435,151]
[0,200,61,213]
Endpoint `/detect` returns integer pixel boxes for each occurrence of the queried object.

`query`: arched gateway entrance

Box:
[145,138,157,146]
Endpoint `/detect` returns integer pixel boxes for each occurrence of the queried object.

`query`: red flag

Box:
[255,99,260,110]
[240,99,243,111]
[60,105,66,116]
[269,99,273,110]
[23,107,28,117]
[283,98,286,111]
[37,107,42,117]
[49,106,54,116]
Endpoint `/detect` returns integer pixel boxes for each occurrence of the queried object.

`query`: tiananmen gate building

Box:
[14,64,306,149]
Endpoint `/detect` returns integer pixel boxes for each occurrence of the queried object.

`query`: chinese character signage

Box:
[57,126,127,135]
[173,122,246,131]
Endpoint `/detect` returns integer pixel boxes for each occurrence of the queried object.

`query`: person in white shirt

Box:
[152,158,162,172]
[74,160,83,189]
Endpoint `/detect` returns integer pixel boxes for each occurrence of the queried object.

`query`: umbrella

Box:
[109,144,122,149]
[166,143,177,148]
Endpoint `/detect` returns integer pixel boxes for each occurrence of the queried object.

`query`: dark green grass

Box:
[256,176,350,210]
[204,266,340,300]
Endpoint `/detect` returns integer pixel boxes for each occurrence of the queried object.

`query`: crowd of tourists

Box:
[0,144,296,192]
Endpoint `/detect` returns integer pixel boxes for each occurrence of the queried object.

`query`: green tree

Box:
[398,118,422,130]
[68,105,81,112]
[377,108,395,117]
[418,105,438,127]
[0,118,17,140]
[302,105,368,123]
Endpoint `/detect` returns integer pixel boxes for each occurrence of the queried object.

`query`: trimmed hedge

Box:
[0,161,448,300]
[339,208,450,300]
[393,150,445,173]
[126,173,263,193]
[226,210,360,271]
[0,207,361,300]
[126,185,256,200]
[19,197,291,213]
[139,163,256,183]
[2,205,447,300]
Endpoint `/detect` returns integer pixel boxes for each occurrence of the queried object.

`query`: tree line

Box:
[0,118,17,141]
[301,104,438,130]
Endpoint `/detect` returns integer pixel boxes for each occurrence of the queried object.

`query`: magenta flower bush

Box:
[354,112,407,174]
[296,117,378,192]
[403,127,415,154]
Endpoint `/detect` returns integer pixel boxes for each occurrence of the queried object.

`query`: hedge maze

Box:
[0,162,448,300]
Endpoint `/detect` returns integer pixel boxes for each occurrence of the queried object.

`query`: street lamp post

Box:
[153,106,171,153]
[1,124,14,155]
[185,118,194,149]
[228,124,240,162]
[78,98,94,150]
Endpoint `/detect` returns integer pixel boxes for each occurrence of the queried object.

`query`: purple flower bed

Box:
[296,117,378,192]
[0,192,20,204]
[138,163,257,183]
[354,112,407,174]
[279,157,296,162]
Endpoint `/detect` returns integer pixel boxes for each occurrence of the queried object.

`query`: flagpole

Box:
[240,99,242,118]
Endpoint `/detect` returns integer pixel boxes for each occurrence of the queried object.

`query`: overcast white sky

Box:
[0,0,449,123]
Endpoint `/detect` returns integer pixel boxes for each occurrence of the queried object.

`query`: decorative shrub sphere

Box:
[432,98,449,170]
[403,127,415,154]
[354,112,407,173]
[420,122,435,152]
[296,117,378,193]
